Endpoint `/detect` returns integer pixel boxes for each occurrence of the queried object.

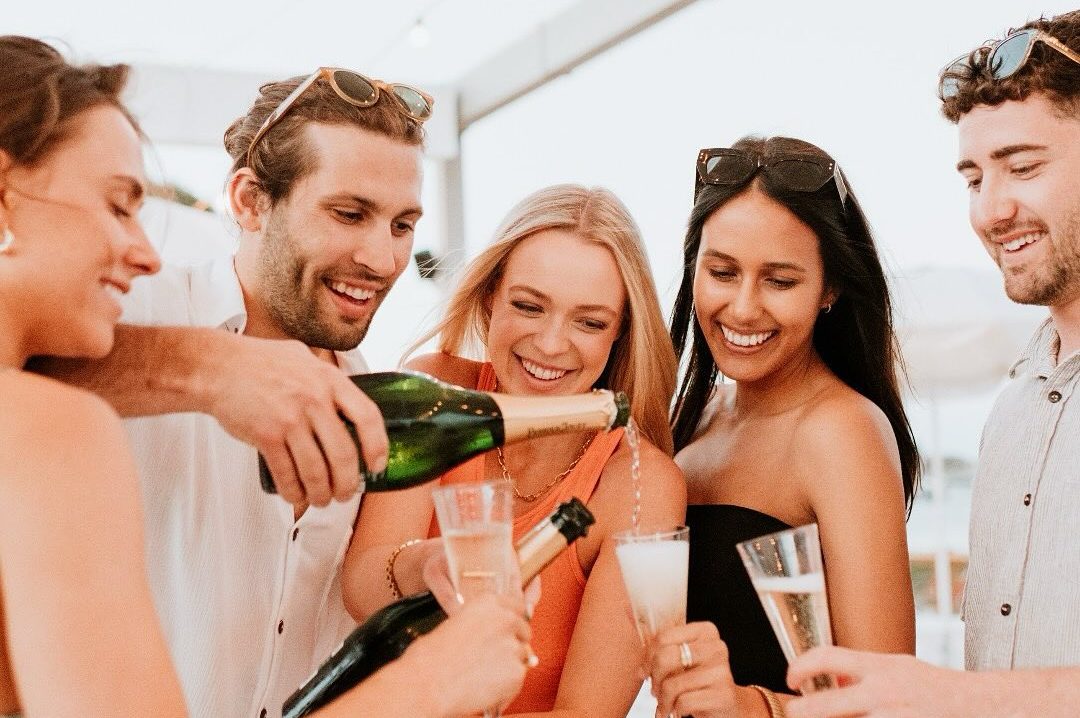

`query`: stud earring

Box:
[0,227,14,254]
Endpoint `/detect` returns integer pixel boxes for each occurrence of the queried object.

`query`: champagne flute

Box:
[736,522,837,693]
[614,526,689,645]
[614,525,688,717]
[432,480,516,717]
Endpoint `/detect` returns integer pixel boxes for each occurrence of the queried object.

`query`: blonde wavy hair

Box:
[411,184,676,455]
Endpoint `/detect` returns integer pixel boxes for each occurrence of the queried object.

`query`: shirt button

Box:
[278,620,284,634]
[1049,390,1062,403]
[260,710,267,718]
[1023,493,1032,506]
[292,527,300,541]
[1000,603,1012,616]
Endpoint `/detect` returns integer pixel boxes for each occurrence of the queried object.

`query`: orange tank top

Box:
[429,363,624,713]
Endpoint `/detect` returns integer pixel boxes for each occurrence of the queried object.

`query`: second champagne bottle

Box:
[259,370,631,494]
[281,497,597,718]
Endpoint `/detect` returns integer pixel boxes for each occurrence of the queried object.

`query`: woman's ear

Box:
[227,168,267,233]
[0,150,14,231]
[821,286,840,313]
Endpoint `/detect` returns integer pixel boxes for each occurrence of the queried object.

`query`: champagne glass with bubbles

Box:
[432,480,516,717]
[614,526,689,647]
[615,526,688,718]
[736,523,837,693]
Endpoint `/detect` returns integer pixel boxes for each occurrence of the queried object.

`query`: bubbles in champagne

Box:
[751,573,837,692]
[442,525,515,603]
[615,539,688,643]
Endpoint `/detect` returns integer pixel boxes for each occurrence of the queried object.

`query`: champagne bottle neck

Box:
[493,390,619,443]
[514,519,570,582]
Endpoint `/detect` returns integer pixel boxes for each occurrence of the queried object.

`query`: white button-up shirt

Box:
[121,256,364,717]
[964,318,1080,670]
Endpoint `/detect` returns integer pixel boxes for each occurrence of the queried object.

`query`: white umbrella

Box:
[894,265,1046,398]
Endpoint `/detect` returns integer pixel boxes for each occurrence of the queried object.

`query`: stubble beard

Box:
[998,206,1080,308]
[258,212,375,352]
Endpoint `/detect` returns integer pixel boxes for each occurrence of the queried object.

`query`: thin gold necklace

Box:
[496,435,594,502]
[490,375,594,501]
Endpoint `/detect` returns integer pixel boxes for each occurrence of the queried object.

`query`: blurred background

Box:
[12,0,1071,700]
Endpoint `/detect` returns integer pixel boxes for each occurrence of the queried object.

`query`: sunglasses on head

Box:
[695,148,848,207]
[246,67,434,168]
[939,28,1080,99]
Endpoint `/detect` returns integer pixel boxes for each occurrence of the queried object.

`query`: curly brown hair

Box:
[223,73,426,206]
[0,35,136,166]
[940,10,1080,123]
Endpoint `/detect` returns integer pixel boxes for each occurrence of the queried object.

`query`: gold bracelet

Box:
[385,538,423,600]
[748,685,787,718]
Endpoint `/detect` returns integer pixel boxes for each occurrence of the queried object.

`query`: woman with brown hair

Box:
[344,184,686,717]
[0,36,531,718]
[0,34,185,718]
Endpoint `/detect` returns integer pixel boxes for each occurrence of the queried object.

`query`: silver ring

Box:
[679,641,694,670]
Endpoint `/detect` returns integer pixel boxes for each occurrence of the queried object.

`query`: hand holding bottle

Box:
[205,334,388,506]
[283,499,592,718]
[258,370,629,498]
[323,593,533,718]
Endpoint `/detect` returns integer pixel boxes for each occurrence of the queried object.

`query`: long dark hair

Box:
[669,136,920,512]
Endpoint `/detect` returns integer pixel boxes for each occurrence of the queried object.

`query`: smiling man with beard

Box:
[782,10,1080,718]
[36,69,430,717]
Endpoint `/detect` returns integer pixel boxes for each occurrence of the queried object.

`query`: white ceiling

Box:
[9,0,582,86]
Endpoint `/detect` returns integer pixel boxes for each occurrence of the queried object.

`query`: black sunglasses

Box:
[939,28,1080,99]
[695,148,848,207]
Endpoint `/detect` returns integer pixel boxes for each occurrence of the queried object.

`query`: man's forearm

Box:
[29,324,226,417]
[968,666,1080,718]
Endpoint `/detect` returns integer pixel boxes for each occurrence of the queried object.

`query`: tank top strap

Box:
[477,362,498,391]
[512,426,624,530]
[562,426,624,505]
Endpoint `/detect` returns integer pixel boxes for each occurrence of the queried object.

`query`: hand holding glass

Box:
[432,480,516,717]
[736,522,836,693]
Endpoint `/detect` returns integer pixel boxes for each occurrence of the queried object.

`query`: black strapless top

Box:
[686,504,792,694]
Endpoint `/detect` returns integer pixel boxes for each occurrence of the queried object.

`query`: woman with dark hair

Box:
[0,35,530,718]
[647,136,918,718]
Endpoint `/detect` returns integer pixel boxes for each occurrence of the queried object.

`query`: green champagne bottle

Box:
[259,370,630,494]
[281,497,596,718]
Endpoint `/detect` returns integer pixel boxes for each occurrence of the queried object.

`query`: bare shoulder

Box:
[793,380,903,500]
[404,352,482,388]
[597,433,686,528]
[1,371,120,430]
[797,382,897,458]
[0,372,128,485]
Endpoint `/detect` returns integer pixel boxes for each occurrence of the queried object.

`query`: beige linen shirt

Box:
[964,318,1080,670]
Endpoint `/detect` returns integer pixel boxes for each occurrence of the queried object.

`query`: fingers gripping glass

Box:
[940,28,1080,99]
[695,148,848,207]
[245,67,434,168]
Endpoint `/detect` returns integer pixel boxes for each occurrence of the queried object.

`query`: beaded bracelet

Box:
[385,538,423,600]
[748,685,787,718]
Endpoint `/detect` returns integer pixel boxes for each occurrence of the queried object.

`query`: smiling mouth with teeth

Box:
[102,282,125,300]
[328,280,377,302]
[721,325,777,348]
[1001,233,1043,253]
[520,357,570,381]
